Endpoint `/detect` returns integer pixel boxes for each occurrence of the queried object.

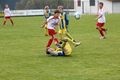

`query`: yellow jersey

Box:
[63,42,72,55]
[55,42,72,56]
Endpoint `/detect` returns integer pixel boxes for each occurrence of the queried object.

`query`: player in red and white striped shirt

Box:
[42,10,61,48]
[96,2,107,39]
[3,4,14,26]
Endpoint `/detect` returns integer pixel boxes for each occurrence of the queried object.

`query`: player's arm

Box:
[41,16,52,28]
[58,17,62,30]
[96,15,102,20]
[55,19,61,32]
[96,11,104,20]
[44,10,47,16]
[41,20,47,28]
[62,42,66,48]
[61,39,68,48]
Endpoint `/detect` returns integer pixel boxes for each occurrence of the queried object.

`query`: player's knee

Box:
[50,37,54,41]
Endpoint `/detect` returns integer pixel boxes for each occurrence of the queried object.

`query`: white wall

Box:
[85,0,98,14]
[11,10,44,16]
[74,0,98,14]
[113,2,120,13]
[74,0,113,14]
[74,0,82,14]
[74,0,91,14]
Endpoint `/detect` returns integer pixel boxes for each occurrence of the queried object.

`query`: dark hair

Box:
[54,9,61,14]
[99,2,104,6]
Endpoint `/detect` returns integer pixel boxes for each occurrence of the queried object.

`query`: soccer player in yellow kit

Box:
[43,6,51,36]
[46,37,80,56]
[58,6,78,43]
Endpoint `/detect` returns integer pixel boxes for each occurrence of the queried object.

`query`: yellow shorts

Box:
[58,29,66,34]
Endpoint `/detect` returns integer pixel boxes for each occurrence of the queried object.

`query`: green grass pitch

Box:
[0,14,120,80]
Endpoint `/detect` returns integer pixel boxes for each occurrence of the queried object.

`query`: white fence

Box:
[11,10,44,16]
[10,9,75,17]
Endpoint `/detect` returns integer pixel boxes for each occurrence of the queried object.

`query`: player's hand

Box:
[41,24,45,28]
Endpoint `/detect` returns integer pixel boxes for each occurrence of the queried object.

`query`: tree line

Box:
[0,0,74,10]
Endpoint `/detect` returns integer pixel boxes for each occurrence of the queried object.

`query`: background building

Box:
[74,0,120,14]
[0,0,120,17]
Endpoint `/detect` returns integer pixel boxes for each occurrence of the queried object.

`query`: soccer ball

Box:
[74,12,80,20]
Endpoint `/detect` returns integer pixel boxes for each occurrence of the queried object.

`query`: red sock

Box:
[54,38,59,44]
[10,19,14,25]
[99,30,104,36]
[47,38,53,47]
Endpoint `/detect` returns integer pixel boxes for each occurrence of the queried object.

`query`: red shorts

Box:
[5,16,11,19]
[96,22,105,27]
[48,29,57,36]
